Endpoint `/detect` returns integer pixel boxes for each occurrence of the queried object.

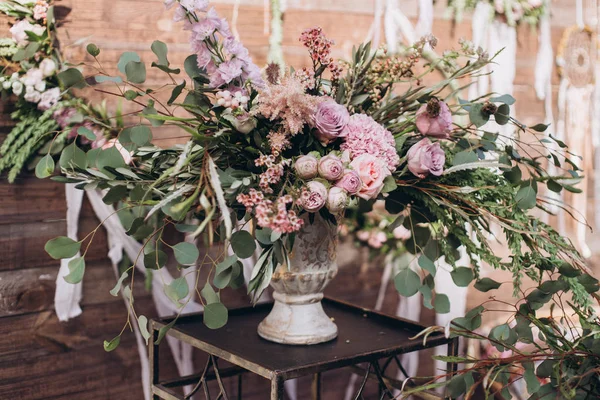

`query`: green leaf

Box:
[172,242,199,266]
[531,123,549,132]
[547,179,562,193]
[451,267,474,287]
[184,54,201,79]
[130,125,152,146]
[516,182,537,210]
[103,335,121,352]
[87,43,100,57]
[124,90,140,100]
[474,277,502,292]
[503,165,521,184]
[168,81,186,105]
[151,40,169,66]
[490,94,516,105]
[433,293,450,313]
[58,68,86,89]
[110,272,129,296]
[155,320,175,344]
[95,75,122,84]
[447,374,467,398]
[137,315,151,345]
[45,236,81,259]
[255,228,274,245]
[77,126,97,141]
[142,105,164,127]
[490,323,511,341]
[125,61,146,84]
[558,263,581,278]
[394,268,421,297]
[418,255,436,277]
[144,250,168,270]
[117,52,141,74]
[452,150,478,166]
[203,302,228,329]
[165,277,189,304]
[35,154,55,178]
[469,103,489,127]
[64,257,85,284]
[59,143,88,169]
[577,274,599,293]
[200,282,220,305]
[381,175,397,193]
[230,230,257,259]
[102,185,128,204]
[495,104,510,125]
[523,361,541,394]
[97,146,127,171]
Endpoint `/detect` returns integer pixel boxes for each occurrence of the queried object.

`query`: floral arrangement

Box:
[32,2,600,396]
[0,0,117,182]
[446,0,547,27]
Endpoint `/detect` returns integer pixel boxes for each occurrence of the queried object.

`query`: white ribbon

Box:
[54,184,84,321]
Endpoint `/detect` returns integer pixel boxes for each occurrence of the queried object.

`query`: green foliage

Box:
[172,242,199,266]
[45,236,81,259]
[64,257,86,284]
[230,230,257,259]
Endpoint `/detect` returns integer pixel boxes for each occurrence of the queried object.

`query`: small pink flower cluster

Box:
[33,1,49,21]
[168,0,263,89]
[299,27,333,65]
[255,154,284,194]
[340,114,400,173]
[237,190,303,233]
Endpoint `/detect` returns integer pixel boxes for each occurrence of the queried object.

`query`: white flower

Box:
[2,81,12,90]
[21,68,43,87]
[10,72,19,81]
[24,89,41,103]
[35,80,46,92]
[39,59,56,77]
[9,20,45,47]
[38,87,61,110]
[11,81,23,95]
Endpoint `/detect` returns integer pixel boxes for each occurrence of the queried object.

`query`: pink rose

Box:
[393,225,411,240]
[313,100,349,143]
[415,98,453,139]
[368,231,387,249]
[300,181,327,212]
[326,187,348,214]
[102,139,133,165]
[294,155,318,179]
[407,138,445,178]
[349,154,389,200]
[318,154,344,181]
[356,230,370,241]
[335,169,362,195]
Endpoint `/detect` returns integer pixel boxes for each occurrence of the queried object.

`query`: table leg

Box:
[237,373,243,400]
[446,337,459,374]
[311,373,322,400]
[270,375,285,400]
[149,326,160,399]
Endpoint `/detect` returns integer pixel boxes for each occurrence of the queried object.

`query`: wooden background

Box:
[1,0,599,398]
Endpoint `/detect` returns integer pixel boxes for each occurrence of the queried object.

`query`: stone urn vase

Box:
[257,214,339,345]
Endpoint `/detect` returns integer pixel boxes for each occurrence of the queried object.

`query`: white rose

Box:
[39,59,57,77]
[9,20,45,47]
[24,89,41,103]
[11,81,23,95]
[22,68,43,87]
[2,81,11,90]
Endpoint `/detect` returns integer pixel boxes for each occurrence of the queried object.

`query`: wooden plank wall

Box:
[0,0,593,398]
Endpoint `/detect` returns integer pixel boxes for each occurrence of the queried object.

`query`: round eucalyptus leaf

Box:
[203,302,228,329]
[230,230,256,259]
[45,236,81,259]
[394,268,421,297]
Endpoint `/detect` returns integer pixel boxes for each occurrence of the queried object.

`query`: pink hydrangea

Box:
[340,114,400,173]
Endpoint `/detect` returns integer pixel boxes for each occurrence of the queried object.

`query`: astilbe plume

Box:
[257,75,323,135]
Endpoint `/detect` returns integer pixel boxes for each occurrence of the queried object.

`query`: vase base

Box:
[258,294,338,345]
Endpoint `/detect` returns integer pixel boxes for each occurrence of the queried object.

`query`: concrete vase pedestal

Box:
[258,214,338,345]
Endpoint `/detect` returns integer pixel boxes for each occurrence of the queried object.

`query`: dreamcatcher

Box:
[554,24,596,258]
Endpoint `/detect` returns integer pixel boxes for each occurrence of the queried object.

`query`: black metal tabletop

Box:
[153,297,451,380]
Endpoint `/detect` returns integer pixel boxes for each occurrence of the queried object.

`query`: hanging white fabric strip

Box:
[416,0,434,37]
[54,183,84,321]
[468,2,492,100]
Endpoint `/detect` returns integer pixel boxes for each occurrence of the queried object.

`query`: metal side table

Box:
[150,297,458,400]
